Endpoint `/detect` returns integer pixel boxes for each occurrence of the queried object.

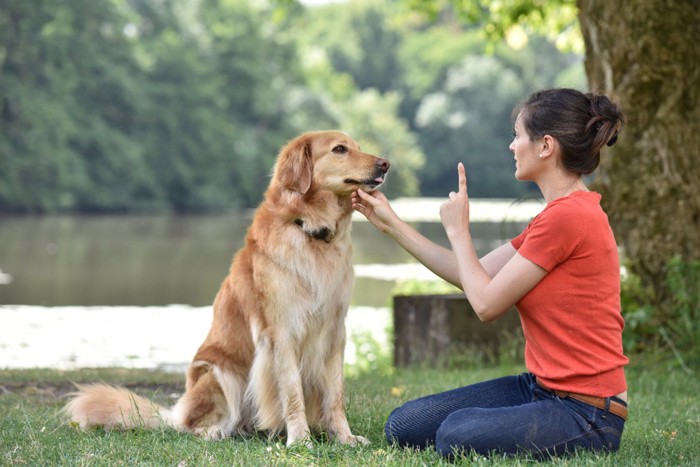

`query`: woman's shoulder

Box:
[540,191,603,219]
[553,190,601,207]
[525,192,606,239]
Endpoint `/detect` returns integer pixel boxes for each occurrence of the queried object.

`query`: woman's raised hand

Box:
[439,163,470,237]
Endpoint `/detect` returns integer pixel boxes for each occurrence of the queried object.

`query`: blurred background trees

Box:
[0,0,582,213]
[1,0,697,361]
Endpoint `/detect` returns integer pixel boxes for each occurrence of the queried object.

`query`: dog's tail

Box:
[63,383,176,431]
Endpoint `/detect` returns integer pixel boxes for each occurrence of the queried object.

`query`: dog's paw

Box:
[194,425,229,441]
[286,434,313,449]
[285,421,312,448]
[339,434,370,446]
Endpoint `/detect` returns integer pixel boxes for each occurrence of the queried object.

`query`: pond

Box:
[0,199,540,308]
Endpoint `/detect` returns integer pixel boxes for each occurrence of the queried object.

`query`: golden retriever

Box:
[64,130,390,446]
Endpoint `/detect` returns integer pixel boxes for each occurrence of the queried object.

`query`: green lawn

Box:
[1,361,698,466]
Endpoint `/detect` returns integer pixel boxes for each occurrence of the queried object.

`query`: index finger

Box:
[457,162,467,195]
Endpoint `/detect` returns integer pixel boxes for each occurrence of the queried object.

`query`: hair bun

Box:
[586,93,624,152]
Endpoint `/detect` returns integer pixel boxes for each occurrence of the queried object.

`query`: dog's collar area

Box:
[294,218,334,243]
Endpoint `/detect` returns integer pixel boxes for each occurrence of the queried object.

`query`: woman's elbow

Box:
[477,312,497,323]
[474,309,498,322]
[471,301,506,323]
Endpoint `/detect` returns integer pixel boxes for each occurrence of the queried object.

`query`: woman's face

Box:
[509,115,542,181]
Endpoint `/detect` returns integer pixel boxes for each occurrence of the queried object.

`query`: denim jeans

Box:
[385,372,626,459]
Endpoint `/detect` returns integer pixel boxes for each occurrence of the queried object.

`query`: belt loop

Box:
[603,397,610,419]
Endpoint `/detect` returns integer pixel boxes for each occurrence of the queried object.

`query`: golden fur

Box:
[63,130,390,446]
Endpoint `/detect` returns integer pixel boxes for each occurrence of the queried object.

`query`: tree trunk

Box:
[578,0,700,305]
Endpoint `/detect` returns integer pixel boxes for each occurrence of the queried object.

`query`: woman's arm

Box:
[480,242,518,278]
[352,189,518,287]
[440,163,547,322]
[352,189,462,286]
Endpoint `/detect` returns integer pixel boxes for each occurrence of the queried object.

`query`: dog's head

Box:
[274,131,390,196]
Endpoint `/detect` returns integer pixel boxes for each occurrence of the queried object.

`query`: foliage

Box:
[663,257,700,356]
[621,256,700,369]
[391,278,462,296]
[1,363,698,465]
[401,0,582,52]
[1,0,582,213]
[346,328,393,378]
[1,0,301,212]
[620,262,655,354]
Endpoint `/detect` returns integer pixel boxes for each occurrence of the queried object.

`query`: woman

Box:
[352,88,628,458]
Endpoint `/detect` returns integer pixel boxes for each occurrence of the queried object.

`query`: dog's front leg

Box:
[273,336,311,446]
[321,330,369,445]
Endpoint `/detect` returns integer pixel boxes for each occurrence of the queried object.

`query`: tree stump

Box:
[393,294,521,367]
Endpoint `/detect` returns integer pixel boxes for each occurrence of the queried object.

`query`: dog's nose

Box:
[377,158,390,172]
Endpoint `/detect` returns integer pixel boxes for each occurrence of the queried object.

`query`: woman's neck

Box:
[538,176,589,203]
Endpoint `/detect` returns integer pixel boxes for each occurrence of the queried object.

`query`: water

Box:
[0,199,540,308]
[0,199,541,370]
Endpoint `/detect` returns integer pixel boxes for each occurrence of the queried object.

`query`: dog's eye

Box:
[332,145,348,155]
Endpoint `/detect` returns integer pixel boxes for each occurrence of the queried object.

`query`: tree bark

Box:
[578,0,700,304]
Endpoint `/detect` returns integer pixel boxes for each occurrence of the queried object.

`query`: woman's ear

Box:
[540,135,557,159]
[274,136,313,194]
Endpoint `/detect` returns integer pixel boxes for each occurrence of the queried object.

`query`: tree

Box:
[578,0,700,306]
[579,0,700,359]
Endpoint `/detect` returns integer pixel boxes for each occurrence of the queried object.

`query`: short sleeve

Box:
[511,224,529,250]
[513,203,582,271]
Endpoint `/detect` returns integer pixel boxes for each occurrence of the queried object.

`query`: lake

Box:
[0,198,541,308]
[0,198,543,369]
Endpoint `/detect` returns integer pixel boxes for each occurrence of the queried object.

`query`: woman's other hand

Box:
[351,189,398,234]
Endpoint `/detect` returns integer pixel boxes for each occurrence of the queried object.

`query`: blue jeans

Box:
[385,373,626,459]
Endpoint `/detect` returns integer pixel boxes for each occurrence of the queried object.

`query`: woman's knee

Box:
[435,413,459,457]
[434,409,483,458]
[384,400,433,447]
[384,406,399,442]
[384,404,410,444]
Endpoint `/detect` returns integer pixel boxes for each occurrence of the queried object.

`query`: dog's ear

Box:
[275,136,313,194]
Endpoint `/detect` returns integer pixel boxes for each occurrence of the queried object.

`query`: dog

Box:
[63,130,390,446]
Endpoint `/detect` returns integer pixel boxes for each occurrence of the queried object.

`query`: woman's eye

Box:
[332,145,348,154]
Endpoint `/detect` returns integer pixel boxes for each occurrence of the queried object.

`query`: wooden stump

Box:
[393,294,521,367]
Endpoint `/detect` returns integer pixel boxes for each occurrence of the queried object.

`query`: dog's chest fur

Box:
[246,207,354,341]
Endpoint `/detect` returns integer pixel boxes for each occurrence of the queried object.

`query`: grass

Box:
[1,360,698,466]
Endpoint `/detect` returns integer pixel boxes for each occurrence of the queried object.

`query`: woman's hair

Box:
[512,88,624,175]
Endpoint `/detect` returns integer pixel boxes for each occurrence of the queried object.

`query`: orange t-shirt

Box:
[511,191,628,397]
